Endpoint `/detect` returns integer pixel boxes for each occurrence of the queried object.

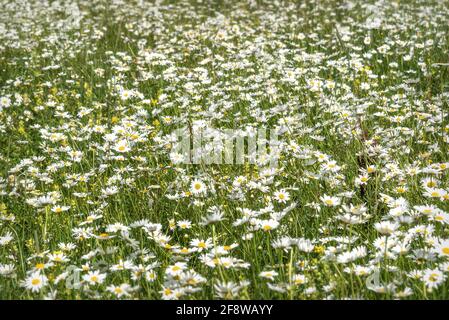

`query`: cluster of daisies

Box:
[1,0,449,299]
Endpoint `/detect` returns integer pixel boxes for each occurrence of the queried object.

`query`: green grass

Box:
[1,0,449,300]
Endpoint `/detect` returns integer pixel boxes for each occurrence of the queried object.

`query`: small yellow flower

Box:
[314,246,324,254]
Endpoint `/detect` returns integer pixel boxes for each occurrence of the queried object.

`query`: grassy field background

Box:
[1,0,449,299]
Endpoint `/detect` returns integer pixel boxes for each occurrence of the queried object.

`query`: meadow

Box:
[1,0,449,299]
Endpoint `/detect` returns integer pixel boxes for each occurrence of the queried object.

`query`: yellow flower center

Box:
[429,274,438,282]
[35,263,45,270]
